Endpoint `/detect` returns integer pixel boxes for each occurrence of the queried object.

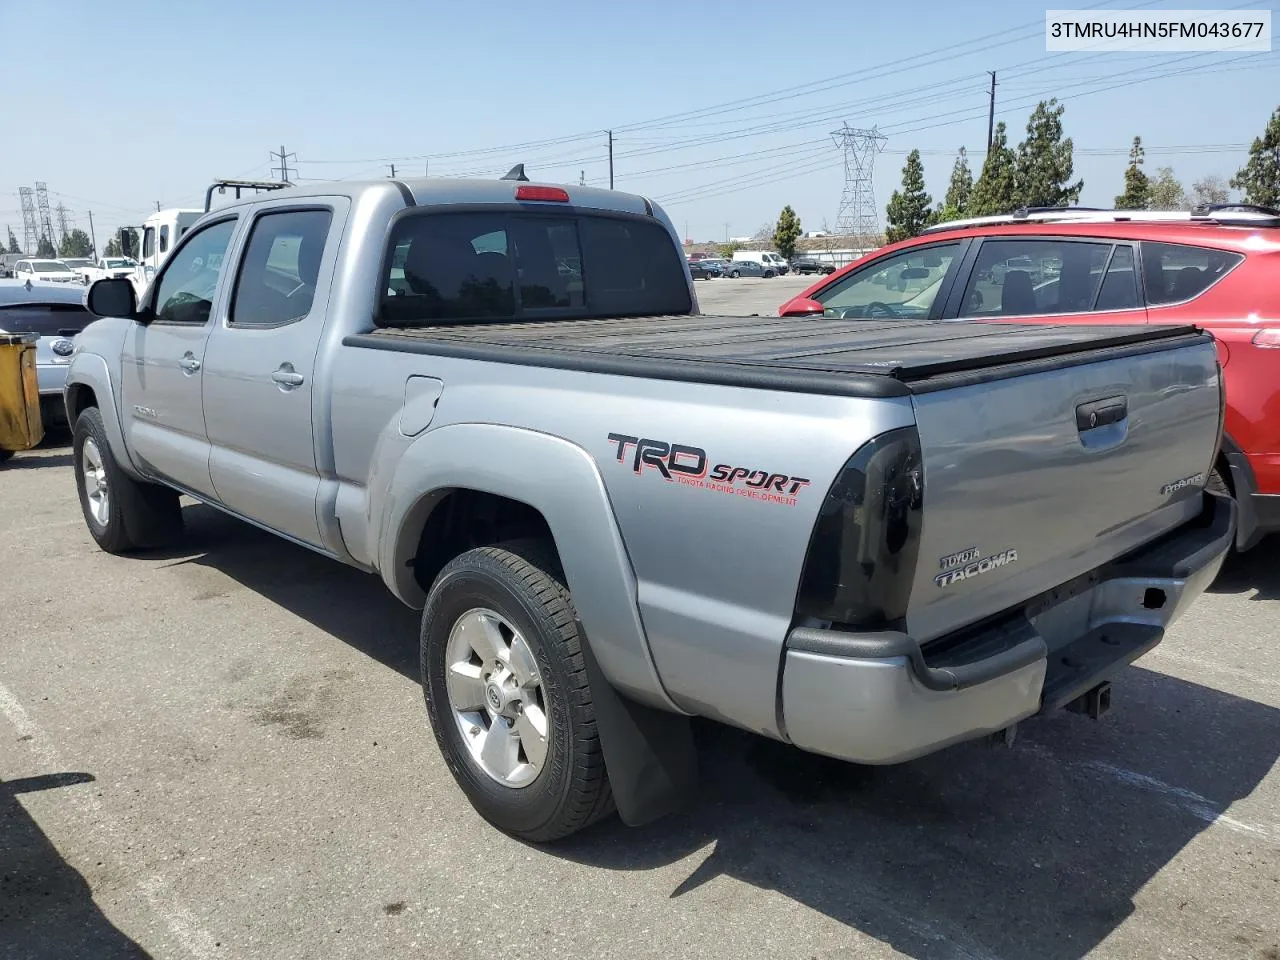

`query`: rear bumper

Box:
[780,492,1236,765]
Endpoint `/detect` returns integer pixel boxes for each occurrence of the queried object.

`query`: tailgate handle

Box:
[1076,396,1127,432]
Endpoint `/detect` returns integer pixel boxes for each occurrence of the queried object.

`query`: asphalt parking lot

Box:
[2,275,1277,960]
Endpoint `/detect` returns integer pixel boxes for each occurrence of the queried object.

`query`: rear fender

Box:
[377,422,681,714]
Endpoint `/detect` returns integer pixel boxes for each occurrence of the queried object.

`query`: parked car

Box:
[80,256,139,285]
[732,250,787,275]
[697,257,728,276]
[779,203,1277,552]
[688,260,714,280]
[59,258,95,282]
[13,259,82,284]
[723,259,768,278]
[0,278,91,430]
[789,256,836,276]
[67,176,1231,842]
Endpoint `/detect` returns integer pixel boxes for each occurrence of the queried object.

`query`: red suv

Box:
[779,206,1280,552]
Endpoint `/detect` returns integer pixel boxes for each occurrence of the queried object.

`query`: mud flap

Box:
[579,631,699,827]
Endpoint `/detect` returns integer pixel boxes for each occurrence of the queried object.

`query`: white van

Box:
[731,250,789,276]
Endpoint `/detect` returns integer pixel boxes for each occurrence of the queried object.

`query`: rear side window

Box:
[0,303,92,337]
[1141,241,1243,305]
[230,209,333,327]
[959,239,1115,318]
[378,211,690,327]
[1094,245,1140,311]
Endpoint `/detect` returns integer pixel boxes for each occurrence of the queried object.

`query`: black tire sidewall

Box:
[72,407,124,549]
[422,556,581,838]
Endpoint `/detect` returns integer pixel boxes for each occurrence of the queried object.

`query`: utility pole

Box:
[986,71,998,152]
[88,210,97,256]
[579,170,586,186]
[607,130,614,189]
[155,201,161,212]
[270,144,297,183]
[387,163,397,178]
[724,222,730,242]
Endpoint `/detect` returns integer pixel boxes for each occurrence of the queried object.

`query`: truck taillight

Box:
[794,427,924,629]
[515,185,570,203]
[1251,328,1280,347]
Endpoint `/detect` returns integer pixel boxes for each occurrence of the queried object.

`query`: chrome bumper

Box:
[780,492,1236,765]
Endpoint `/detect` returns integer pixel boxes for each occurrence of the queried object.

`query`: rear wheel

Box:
[421,540,613,841]
[73,407,183,554]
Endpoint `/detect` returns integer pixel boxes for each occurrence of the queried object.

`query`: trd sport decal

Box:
[607,433,810,507]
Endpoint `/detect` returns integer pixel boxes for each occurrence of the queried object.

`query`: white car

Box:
[13,258,82,284]
[59,258,95,282]
[82,256,139,285]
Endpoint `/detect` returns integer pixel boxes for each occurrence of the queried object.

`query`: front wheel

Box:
[73,407,183,553]
[422,541,613,841]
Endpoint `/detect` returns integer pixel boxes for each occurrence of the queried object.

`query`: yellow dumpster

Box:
[0,332,44,463]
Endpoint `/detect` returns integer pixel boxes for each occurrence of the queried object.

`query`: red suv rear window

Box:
[1140,241,1243,305]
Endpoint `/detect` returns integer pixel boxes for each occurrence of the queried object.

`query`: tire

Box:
[421,540,613,842]
[0,448,12,465]
[73,406,183,554]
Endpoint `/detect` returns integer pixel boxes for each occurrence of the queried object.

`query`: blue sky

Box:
[1,0,1277,247]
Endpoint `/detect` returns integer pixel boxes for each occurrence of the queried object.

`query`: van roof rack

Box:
[921,202,1280,234]
[204,178,292,212]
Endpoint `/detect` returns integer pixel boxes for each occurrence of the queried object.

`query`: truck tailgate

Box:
[901,327,1222,644]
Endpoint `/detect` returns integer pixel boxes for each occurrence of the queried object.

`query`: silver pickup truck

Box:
[64,175,1235,841]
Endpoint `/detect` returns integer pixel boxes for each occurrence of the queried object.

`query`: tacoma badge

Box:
[934,548,1018,588]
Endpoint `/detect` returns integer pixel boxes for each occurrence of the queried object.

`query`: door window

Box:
[1140,241,1244,305]
[958,239,1113,318]
[150,219,237,326]
[229,209,333,327]
[143,228,155,259]
[813,243,960,319]
[159,225,169,254]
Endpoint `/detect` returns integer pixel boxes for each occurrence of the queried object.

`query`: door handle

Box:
[179,354,201,374]
[271,365,305,389]
[1075,396,1127,431]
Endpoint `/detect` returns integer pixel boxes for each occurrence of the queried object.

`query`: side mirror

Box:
[779,296,825,317]
[85,278,140,320]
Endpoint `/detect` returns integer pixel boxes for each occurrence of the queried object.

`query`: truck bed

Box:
[348,315,1206,397]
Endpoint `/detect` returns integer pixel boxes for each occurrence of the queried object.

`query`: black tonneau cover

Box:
[349,315,1209,399]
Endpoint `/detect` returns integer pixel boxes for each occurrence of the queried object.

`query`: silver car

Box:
[0,279,90,428]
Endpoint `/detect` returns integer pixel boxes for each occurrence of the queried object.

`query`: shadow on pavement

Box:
[1211,534,1280,602]
[0,772,152,959]
[3,451,74,470]
[156,503,1280,960]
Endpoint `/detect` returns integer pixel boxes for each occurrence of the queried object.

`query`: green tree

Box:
[884,149,934,242]
[36,235,56,258]
[104,236,123,257]
[772,205,803,260]
[6,228,19,254]
[716,242,738,259]
[969,122,1018,216]
[58,229,94,258]
[1114,136,1150,210]
[1147,166,1186,210]
[935,147,973,223]
[1189,174,1230,208]
[1015,98,1083,208]
[1230,106,1280,208]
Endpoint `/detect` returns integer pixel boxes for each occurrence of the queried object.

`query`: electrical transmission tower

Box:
[35,182,55,248]
[831,124,887,249]
[18,187,38,254]
[270,145,297,183]
[55,203,73,241]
